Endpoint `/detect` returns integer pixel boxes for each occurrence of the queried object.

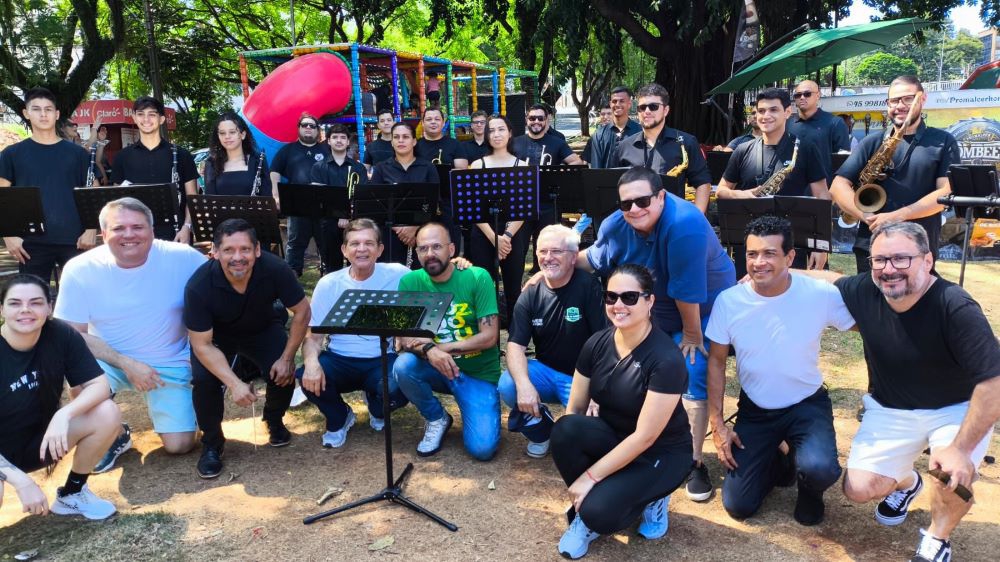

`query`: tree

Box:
[856,52,920,84]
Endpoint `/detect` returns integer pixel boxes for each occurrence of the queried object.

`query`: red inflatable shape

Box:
[243,52,352,142]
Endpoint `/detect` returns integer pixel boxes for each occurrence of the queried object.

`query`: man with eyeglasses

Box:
[112,96,200,243]
[393,222,502,460]
[498,225,607,458]
[462,110,490,163]
[832,75,961,273]
[269,112,332,277]
[788,80,851,185]
[587,87,641,169]
[804,221,1000,562]
[610,83,713,213]
[1,87,98,284]
[363,110,396,174]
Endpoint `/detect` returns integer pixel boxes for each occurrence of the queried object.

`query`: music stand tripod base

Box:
[304,290,458,532]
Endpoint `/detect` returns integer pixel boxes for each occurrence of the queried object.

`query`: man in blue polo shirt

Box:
[563,165,736,502]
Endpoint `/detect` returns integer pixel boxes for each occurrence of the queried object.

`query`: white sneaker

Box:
[558,514,599,559]
[526,439,550,458]
[637,495,670,539]
[912,528,952,562]
[51,484,117,520]
[322,411,356,448]
[416,413,453,457]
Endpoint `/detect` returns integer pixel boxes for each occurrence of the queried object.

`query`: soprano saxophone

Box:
[666,135,688,177]
[754,138,799,197]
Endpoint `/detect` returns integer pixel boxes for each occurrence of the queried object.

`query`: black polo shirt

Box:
[721,132,826,196]
[271,141,330,185]
[611,126,712,187]
[370,157,440,185]
[310,155,367,189]
[363,138,394,166]
[183,251,305,338]
[416,137,465,165]
[789,108,851,183]
[835,121,961,250]
[462,138,489,164]
[511,130,574,165]
[112,140,198,187]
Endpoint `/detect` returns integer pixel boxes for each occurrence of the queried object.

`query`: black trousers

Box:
[466,225,528,320]
[551,414,693,535]
[191,323,294,448]
[19,242,80,284]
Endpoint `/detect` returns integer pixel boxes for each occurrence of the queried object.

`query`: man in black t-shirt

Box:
[363,109,396,173]
[415,107,468,168]
[112,96,200,243]
[461,110,490,164]
[808,222,1000,562]
[184,219,311,479]
[310,123,368,273]
[269,113,332,277]
[832,75,961,272]
[788,80,852,185]
[0,274,121,520]
[1,87,97,283]
[498,225,606,458]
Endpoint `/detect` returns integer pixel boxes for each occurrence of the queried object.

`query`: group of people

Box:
[0,75,997,562]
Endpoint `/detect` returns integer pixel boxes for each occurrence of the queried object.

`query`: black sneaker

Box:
[876,471,923,526]
[93,423,132,473]
[793,486,825,526]
[685,462,713,502]
[266,419,292,447]
[197,444,225,479]
[910,528,952,562]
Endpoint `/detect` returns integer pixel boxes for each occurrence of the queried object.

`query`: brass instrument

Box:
[754,138,799,197]
[346,170,361,198]
[840,102,918,225]
[666,135,688,177]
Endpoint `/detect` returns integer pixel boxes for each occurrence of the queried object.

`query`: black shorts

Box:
[0,425,53,473]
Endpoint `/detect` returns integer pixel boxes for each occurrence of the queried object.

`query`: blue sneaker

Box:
[637,495,670,539]
[558,514,599,559]
[93,423,132,474]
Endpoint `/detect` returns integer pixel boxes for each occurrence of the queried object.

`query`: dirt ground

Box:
[1,257,998,562]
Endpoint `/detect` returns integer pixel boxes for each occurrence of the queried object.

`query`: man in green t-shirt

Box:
[393,222,501,460]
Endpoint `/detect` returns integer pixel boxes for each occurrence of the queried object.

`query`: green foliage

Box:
[856,52,919,84]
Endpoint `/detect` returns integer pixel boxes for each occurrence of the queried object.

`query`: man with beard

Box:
[512,104,584,167]
[269,113,332,276]
[832,75,961,272]
[805,221,1000,562]
[112,97,200,243]
[393,223,501,460]
[587,87,641,169]
[788,79,851,185]
[184,219,311,478]
[363,110,396,173]
[611,83,713,213]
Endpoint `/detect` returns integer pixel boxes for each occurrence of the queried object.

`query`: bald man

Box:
[788,80,851,185]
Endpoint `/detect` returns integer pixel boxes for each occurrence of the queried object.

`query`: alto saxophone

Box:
[754,138,799,197]
[666,135,688,177]
[840,101,918,225]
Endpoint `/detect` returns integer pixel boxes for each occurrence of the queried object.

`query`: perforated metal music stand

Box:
[0,188,45,237]
[304,289,457,531]
[73,184,178,232]
[188,195,283,254]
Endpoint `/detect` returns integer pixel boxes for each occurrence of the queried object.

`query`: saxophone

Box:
[754,138,799,197]
[666,135,688,177]
[840,101,918,225]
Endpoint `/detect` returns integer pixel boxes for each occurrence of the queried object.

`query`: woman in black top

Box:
[551,264,693,559]
[203,112,271,197]
[466,115,530,320]
[0,274,121,520]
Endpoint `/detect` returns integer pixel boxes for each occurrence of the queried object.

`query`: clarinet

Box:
[250,151,266,196]
[85,143,98,186]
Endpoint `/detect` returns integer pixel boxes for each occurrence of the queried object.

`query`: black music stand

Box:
[940,164,1000,286]
[539,164,585,224]
[706,151,732,185]
[0,188,45,237]
[188,195,283,255]
[580,168,628,233]
[352,183,438,263]
[276,183,351,220]
[304,289,458,531]
[717,196,832,277]
[435,163,455,205]
[74,184,179,233]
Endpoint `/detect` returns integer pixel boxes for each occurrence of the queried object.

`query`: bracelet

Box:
[182,223,192,230]
[420,342,436,357]
[503,230,514,239]
[585,469,601,484]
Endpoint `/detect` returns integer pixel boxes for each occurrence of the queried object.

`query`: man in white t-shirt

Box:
[705,215,855,526]
[297,218,411,448]
[54,197,206,470]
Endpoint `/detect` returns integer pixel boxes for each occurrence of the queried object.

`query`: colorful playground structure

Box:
[237,43,538,162]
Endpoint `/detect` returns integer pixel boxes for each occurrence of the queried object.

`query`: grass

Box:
[0,512,185,561]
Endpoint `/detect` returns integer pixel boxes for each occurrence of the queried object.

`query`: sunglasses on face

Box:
[300,123,319,129]
[527,115,547,122]
[603,290,650,306]
[637,103,663,113]
[618,190,660,212]
[792,91,815,99]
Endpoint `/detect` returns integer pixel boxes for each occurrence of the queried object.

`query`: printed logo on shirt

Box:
[9,371,39,393]
[435,302,482,358]
[564,307,581,323]
[532,318,544,327]
[314,153,324,162]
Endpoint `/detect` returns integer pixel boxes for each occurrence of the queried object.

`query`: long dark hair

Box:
[209,111,258,175]
[486,114,515,156]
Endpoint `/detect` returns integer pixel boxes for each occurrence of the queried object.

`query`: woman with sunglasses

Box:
[551,264,692,559]
[203,112,271,197]
[467,115,529,319]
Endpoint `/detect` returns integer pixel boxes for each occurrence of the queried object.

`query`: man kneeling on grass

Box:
[0,275,121,520]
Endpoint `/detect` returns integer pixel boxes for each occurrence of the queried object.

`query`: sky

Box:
[843,1,987,33]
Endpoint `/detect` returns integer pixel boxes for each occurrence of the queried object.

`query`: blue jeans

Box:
[497,360,572,442]
[392,352,500,461]
[665,316,712,401]
[295,351,408,431]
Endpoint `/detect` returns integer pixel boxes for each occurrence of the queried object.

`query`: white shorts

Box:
[847,394,994,482]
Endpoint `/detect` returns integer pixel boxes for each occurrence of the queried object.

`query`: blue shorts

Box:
[99,360,197,434]
[665,316,712,402]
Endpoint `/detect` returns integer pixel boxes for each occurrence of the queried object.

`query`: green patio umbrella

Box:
[707,17,937,95]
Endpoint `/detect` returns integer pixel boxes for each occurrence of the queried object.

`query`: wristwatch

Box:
[503,230,514,239]
[421,342,436,357]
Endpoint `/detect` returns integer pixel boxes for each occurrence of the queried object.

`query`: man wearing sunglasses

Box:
[610,83,712,213]
[831,75,961,273]
[788,80,851,185]
[804,221,1000,562]
[269,113,332,277]
[587,87,642,169]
